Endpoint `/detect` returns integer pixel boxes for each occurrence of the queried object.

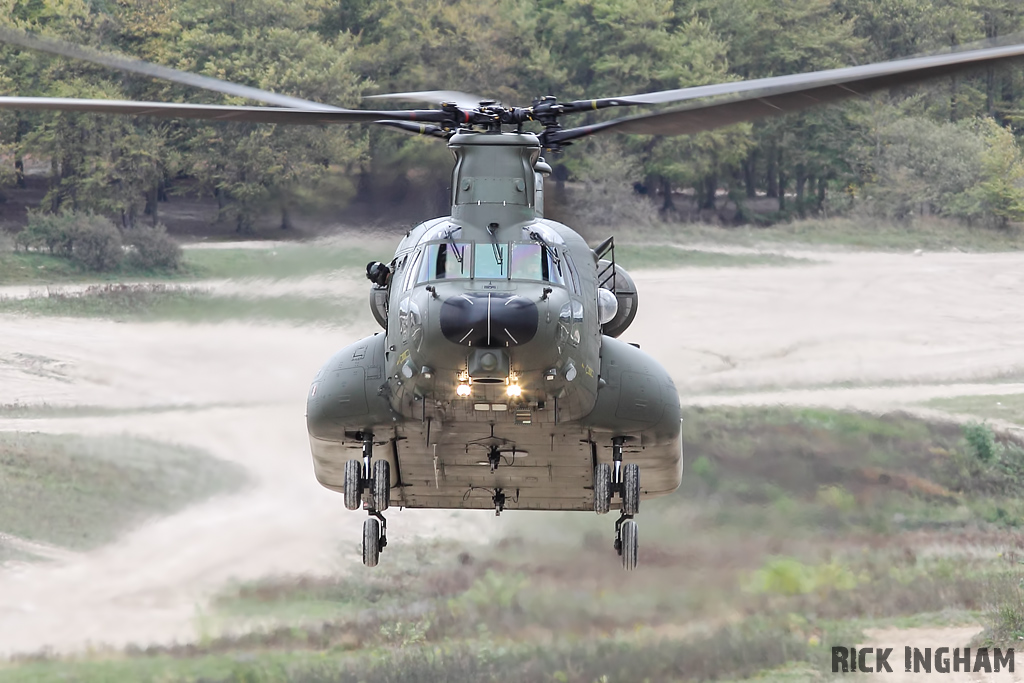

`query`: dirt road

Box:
[1,247,1023,655]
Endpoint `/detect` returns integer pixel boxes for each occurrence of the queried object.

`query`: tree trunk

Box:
[700,174,717,211]
[817,176,827,212]
[795,165,807,218]
[145,184,159,225]
[742,150,757,199]
[660,175,676,214]
[280,205,292,230]
[766,145,779,198]
[777,148,787,212]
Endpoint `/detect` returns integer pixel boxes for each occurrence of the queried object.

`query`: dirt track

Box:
[1,246,1024,655]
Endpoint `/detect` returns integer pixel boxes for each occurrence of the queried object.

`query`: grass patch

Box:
[0,402,241,419]
[925,393,1024,426]
[614,244,810,269]
[182,243,391,280]
[0,242,392,285]
[0,284,360,324]
[618,216,1024,252]
[0,249,202,285]
[0,431,246,550]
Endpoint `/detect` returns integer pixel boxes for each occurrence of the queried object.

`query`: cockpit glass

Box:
[510,243,566,284]
[416,242,470,282]
[510,244,543,280]
[474,243,506,279]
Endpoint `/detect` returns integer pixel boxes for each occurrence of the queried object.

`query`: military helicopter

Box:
[1,28,1023,569]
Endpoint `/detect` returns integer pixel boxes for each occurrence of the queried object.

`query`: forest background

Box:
[0,0,1022,236]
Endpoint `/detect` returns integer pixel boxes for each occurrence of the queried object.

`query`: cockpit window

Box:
[415,242,470,283]
[510,243,565,284]
[474,242,506,279]
[510,244,543,280]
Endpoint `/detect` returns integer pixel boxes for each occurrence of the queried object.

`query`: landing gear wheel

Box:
[343,459,362,511]
[363,517,381,567]
[622,462,640,515]
[593,463,611,514]
[620,519,638,570]
[372,460,390,511]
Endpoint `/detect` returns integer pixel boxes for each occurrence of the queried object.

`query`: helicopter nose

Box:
[439,292,539,347]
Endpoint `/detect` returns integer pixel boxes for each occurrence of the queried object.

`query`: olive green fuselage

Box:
[306,132,681,511]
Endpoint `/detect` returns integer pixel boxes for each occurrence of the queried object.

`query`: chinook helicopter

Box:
[0,28,1023,569]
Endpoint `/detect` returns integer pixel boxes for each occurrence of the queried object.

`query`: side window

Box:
[541,246,566,286]
[563,252,581,294]
[402,250,422,292]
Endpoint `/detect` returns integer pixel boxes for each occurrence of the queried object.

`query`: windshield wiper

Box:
[528,229,561,267]
[444,228,465,266]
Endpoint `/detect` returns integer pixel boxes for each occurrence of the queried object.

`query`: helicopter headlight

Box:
[457,383,472,397]
[506,383,523,398]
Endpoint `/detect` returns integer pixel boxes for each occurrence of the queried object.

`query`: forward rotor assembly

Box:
[0,25,1023,150]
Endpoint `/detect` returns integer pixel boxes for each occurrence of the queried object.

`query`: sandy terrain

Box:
[1,246,1024,656]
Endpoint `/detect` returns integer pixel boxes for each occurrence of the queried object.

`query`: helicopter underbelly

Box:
[309,414,681,511]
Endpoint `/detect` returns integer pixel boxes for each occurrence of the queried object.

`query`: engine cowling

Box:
[597,260,638,338]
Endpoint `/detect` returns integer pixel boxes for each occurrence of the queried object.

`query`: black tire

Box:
[621,519,638,571]
[593,462,612,514]
[343,459,362,511]
[363,517,380,567]
[622,462,640,515]
[372,459,391,511]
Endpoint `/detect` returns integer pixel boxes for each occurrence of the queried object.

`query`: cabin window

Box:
[473,242,507,279]
[510,243,566,285]
[563,252,581,294]
[415,242,470,283]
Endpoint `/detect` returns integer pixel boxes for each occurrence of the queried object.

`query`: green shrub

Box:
[14,210,124,272]
[126,224,181,270]
[69,214,123,271]
[746,557,861,597]
[963,421,1000,463]
[15,210,76,255]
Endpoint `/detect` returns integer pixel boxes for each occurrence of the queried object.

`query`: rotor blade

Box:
[550,40,1024,144]
[0,26,340,111]
[0,97,452,124]
[373,120,451,139]
[567,38,1024,113]
[365,90,492,109]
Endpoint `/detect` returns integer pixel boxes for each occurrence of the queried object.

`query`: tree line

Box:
[0,0,1022,232]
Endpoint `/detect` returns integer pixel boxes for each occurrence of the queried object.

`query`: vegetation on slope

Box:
[7,408,1024,681]
[0,432,246,551]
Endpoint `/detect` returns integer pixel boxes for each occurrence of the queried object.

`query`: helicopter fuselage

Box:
[306,131,682,512]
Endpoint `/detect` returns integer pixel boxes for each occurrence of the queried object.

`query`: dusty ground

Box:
[1,246,1024,656]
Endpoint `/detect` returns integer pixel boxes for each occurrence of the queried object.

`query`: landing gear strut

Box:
[343,432,392,567]
[493,488,506,516]
[595,437,641,569]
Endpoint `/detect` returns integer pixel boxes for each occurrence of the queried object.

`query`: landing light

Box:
[506,383,523,398]
[457,383,472,397]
